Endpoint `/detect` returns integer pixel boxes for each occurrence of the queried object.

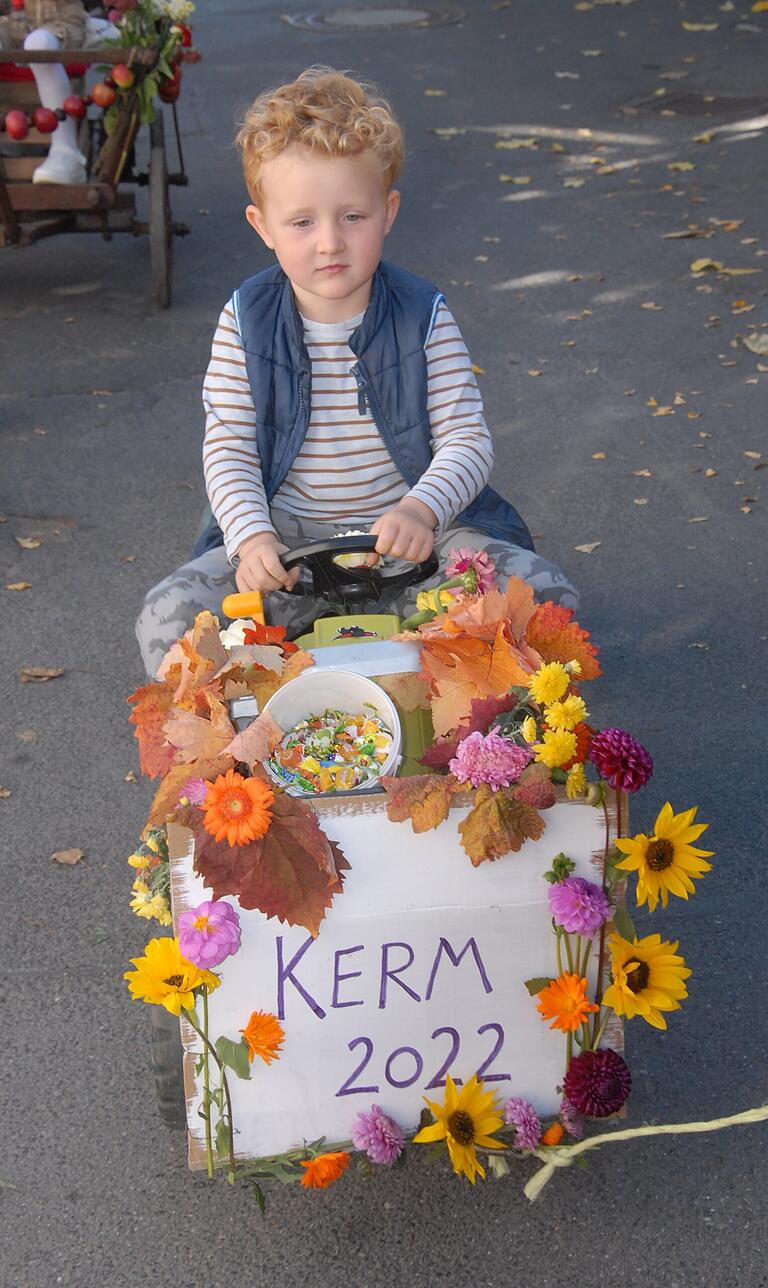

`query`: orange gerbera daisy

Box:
[202,768,274,846]
[536,972,599,1033]
[240,1010,285,1065]
[300,1151,350,1190]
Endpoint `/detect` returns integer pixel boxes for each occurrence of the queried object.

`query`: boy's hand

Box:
[368,497,437,564]
[234,532,301,594]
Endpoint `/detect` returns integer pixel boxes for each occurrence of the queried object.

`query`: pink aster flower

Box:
[180,777,208,805]
[445,547,498,594]
[449,730,533,791]
[563,1048,631,1118]
[503,1097,542,1151]
[178,899,241,968]
[352,1104,405,1165]
[548,876,612,937]
[588,728,653,793]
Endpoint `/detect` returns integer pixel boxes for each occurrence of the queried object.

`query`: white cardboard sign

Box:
[168,792,620,1167]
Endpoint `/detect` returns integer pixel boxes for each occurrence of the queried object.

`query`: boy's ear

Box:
[384,188,401,235]
[245,204,274,250]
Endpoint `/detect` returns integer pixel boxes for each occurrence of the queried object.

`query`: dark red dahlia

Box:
[563,1048,631,1118]
[588,727,653,792]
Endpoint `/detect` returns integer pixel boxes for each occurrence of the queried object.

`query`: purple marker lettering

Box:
[379,942,421,1008]
[424,937,493,1001]
[331,944,364,1009]
[276,935,325,1020]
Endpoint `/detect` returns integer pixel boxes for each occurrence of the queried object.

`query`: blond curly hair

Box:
[235,66,404,202]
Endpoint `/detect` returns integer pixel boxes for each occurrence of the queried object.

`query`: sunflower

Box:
[240,1010,285,1065]
[299,1151,350,1189]
[536,973,599,1033]
[123,936,220,1014]
[602,932,691,1030]
[614,802,713,912]
[202,769,274,847]
[413,1074,504,1184]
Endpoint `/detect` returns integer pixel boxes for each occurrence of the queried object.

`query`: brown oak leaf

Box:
[127,681,177,779]
[380,773,459,833]
[511,762,556,810]
[458,784,546,866]
[525,602,601,680]
[163,689,235,764]
[224,711,285,770]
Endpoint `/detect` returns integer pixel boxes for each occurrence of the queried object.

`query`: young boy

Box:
[135,67,578,677]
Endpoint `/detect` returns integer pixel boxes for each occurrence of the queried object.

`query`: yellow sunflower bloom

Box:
[602,932,691,1030]
[544,694,588,732]
[614,803,713,912]
[124,936,220,1014]
[413,1074,504,1184]
[534,728,577,769]
[527,662,570,707]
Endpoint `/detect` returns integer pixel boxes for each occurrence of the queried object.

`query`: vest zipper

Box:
[351,363,368,415]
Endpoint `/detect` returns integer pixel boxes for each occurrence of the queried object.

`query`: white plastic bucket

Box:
[260,669,402,794]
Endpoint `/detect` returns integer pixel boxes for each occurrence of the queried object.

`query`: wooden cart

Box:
[0,45,189,306]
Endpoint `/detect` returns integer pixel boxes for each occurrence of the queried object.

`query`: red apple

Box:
[91,82,116,109]
[112,63,134,90]
[4,109,29,141]
[63,94,87,120]
[32,106,59,134]
[158,67,182,103]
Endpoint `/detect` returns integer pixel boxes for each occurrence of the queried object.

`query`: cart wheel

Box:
[149,113,172,309]
[150,1003,186,1128]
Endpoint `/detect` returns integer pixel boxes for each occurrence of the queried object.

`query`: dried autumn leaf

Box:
[526,602,602,679]
[146,754,234,830]
[691,258,724,274]
[422,632,533,737]
[51,848,85,866]
[381,773,459,833]
[186,795,349,937]
[222,647,315,704]
[499,174,532,184]
[419,693,520,768]
[6,582,31,591]
[444,576,538,644]
[0,786,11,799]
[158,611,229,706]
[743,333,768,356]
[458,785,546,866]
[668,162,695,172]
[512,763,556,810]
[163,690,236,764]
[20,666,65,683]
[224,711,285,770]
[15,536,41,550]
[127,681,177,779]
[574,542,601,554]
[375,671,430,713]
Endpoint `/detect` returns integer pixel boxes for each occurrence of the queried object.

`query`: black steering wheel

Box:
[281,535,439,608]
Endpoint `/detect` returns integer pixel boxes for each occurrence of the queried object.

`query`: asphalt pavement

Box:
[1,1,767,1285]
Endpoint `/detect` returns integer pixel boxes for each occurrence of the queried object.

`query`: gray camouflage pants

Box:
[135,509,579,678]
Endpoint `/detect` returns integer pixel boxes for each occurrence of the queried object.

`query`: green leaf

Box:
[194,1054,204,1076]
[611,904,636,942]
[215,1115,231,1159]
[550,768,568,784]
[524,976,553,996]
[247,1180,267,1214]
[215,1036,252,1081]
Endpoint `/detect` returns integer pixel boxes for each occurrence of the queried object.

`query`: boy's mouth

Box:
[317,264,347,274]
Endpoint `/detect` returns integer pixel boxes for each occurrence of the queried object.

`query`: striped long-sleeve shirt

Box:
[202,296,495,559]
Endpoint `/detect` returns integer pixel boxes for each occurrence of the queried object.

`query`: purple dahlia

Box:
[589,728,653,793]
[563,1048,632,1118]
[548,876,612,937]
[178,899,241,968]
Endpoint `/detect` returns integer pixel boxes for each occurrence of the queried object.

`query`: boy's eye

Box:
[345,213,364,223]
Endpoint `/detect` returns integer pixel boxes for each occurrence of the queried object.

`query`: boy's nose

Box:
[317,222,345,255]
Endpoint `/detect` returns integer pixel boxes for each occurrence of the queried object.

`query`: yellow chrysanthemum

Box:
[527,662,570,707]
[415,588,455,614]
[614,803,713,912]
[127,852,146,869]
[544,694,588,732]
[149,895,172,927]
[124,936,220,1015]
[413,1074,504,1184]
[565,763,587,799]
[534,728,577,769]
[602,932,691,1030]
[130,887,157,920]
[521,715,538,744]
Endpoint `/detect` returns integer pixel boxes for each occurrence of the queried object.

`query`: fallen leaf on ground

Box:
[689,516,709,523]
[592,452,606,460]
[528,369,543,377]
[0,787,10,799]
[15,537,41,550]
[681,20,718,29]
[20,666,64,683]
[499,174,532,184]
[668,162,695,172]
[19,729,38,743]
[694,131,715,144]
[563,178,586,188]
[641,302,662,310]
[634,498,649,506]
[471,363,486,375]
[691,258,724,273]
[653,407,675,416]
[744,450,762,460]
[743,333,768,355]
[633,469,652,477]
[495,138,538,149]
[124,770,138,783]
[433,127,466,137]
[575,541,601,554]
[424,88,446,96]
[663,228,707,239]
[51,848,85,866]
[6,582,31,591]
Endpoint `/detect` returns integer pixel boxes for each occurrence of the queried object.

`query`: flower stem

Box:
[184,994,236,1182]
[556,929,564,977]
[563,933,575,975]
[590,1012,609,1052]
[566,1029,573,1074]
[201,989,214,1180]
[592,794,613,1043]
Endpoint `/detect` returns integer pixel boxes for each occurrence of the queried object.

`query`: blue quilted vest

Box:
[192,260,533,557]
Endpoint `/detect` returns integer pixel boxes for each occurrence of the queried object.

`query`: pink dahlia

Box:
[563,1048,631,1118]
[588,728,653,793]
[445,547,498,594]
[503,1097,542,1151]
[449,730,533,791]
[548,876,612,937]
[351,1104,405,1165]
[178,899,241,968]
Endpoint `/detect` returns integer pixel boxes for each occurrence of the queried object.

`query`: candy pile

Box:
[266,707,394,794]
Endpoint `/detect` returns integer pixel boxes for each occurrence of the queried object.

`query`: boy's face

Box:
[245,144,400,323]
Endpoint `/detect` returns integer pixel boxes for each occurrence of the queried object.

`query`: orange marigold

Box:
[202,768,274,846]
[240,1009,285,1065]
[540,1123,565,1147]
[300,1151,350,1190]
[536,973,599,1033]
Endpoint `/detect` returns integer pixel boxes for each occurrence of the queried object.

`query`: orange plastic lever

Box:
[221,591,265,623]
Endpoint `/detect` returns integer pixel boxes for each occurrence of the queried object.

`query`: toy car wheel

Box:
[150,1003,186,1128]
